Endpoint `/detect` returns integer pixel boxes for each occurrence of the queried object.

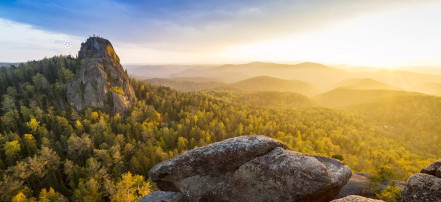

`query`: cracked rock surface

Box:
[403,159,441,202]
[147,135,352,202]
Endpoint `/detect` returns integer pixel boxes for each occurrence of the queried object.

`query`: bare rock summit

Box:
[67,37,136,114]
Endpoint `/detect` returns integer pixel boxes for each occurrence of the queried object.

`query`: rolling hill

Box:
[230,76,320,96]
[145,77,226,92]
[411,82,441,96]
[173,62,346,86]
[126,64,215,80]
[332,78,401,90]
[202,90,318,108]
[314,88,422,107]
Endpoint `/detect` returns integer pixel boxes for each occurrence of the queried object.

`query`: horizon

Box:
[1,1,441,69]
[3,58,441,76]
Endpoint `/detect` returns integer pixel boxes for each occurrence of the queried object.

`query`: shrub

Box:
[109,86,125,95]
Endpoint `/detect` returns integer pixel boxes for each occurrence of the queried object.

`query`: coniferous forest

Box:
[1,55,440,201]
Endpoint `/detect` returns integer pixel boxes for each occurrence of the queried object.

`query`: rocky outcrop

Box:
[331,195,384,202]
[67,37,136,115]
[138,191,187,202]
[403,160,441,202]
[147,135,352,202]
[403,159,441,202]
[421,159,441,177]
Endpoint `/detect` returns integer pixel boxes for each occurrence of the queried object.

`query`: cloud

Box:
[0,18,82,62]
[1,0,436,50]
[0,0,439,64]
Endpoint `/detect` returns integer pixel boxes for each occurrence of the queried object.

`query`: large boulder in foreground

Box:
[148,135,352,202]
[403,160,441,202]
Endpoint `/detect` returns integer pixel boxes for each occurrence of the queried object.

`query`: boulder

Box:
[148,135,351,202]
[403,173,441,202]
[421,159,441,178]
[403,160,441,202]
[67,37,136,115]
[138,191,187,202]
[331,195,384,202]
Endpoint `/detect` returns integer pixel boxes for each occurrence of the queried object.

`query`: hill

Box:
[173,62,345,86]
[314,88,421,107]
[125,64,215,80]
[363,70,441,90]
[215,62,334,71]
[203,90,318,108]
[411,82,441,96]
[332,78,401,90]
[145,77,226,92]
[230,76,319,96]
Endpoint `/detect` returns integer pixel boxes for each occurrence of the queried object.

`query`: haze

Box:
[1,0,441,70]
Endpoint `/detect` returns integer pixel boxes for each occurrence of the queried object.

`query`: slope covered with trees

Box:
[230,76,319,96]
[0,55,438,201]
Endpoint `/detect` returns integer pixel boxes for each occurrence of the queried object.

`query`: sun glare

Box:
[220,3,441,68]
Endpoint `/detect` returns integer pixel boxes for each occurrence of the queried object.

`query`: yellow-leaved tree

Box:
[112,172,151,202]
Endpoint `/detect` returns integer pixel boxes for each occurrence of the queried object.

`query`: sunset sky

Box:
[1,0,440,67]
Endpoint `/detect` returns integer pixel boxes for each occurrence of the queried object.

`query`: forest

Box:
[0,55,439,201]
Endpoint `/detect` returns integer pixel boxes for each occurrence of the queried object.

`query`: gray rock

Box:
[403,173,441,202]
[338,173,370,197]
[421,159,441,178]
[149,135,286,192]
[67,37,136,115]
[78,37,120,63]
[331,195,384,202]
[138,191,188,202]
[230,147,351,202]
[149,135,351,202]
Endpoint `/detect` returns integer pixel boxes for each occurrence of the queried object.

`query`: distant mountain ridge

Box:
[230,76,319,96]
[146,75,320,97]
[314,88,423,107]
[136,61,441,96]
[146,77,226,92]
[215,62,335,71]
[0,62,21,68]
[332,78,401,90]
[172,61,344,85]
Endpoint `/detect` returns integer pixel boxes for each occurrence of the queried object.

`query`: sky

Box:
[0,0,440,68]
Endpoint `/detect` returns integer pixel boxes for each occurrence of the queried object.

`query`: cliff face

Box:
[67,37,136,115]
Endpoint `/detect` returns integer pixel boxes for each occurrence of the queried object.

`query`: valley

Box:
[1,38,440,201]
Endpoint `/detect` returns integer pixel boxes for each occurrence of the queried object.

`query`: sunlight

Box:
[220,3,441,68]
